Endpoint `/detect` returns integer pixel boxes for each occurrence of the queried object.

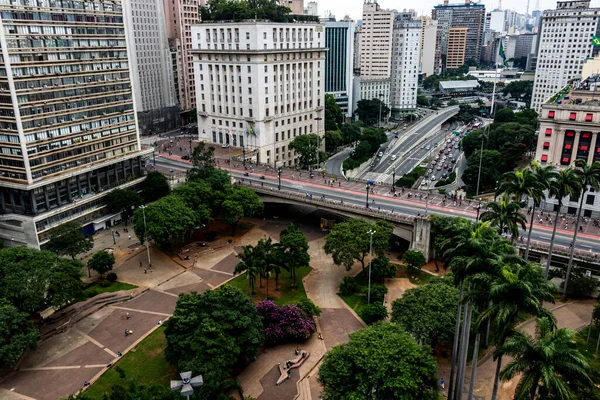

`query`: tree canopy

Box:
[87,250,115,277]
[288,134,326,169]
[501,80,533,107]
[391,278,460,347]
[220,186,263,235]
[354,98,390,126]
[141,171,170,203]
[199,0,319,22]
[318,323,439,400]
[105,189,143,224]
[324,93,343,131]
[0,299,40,368]
[46,222,93,260]
[324,219,393,272]
[164,286,263,399]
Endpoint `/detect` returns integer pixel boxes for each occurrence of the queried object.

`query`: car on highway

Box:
[443,163,449,169]
[444,150,449,155]
[430,175,436,181]
[378,151,383,157]
[421,180,429,186]
[425,145,431,150]
[454,144,459,149]
[437,166,442,171]
[442,173,448,179]
[451,159,457,164]
[431,160,437,165]
[428,169,433,174]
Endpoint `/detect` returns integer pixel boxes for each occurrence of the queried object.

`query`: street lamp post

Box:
[476,198,482,221]
[111,229,116,245]
[365,184,370,208]
[475,134,487,197]
[140,205,152,268]
[314,117,322,170]
[367,229,376,304]
[242,145,246,166]
[277,167,282,190]
[392,169,396,193]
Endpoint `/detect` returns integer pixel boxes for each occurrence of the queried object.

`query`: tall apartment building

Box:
[446,28,468,69]
[419,17,438,77]
[535,76,600,217]
[323,20,355,118]
[0,0,151,248]
[124,0,179,136]
[432,1,485,70]
[530,0,600,112]
[190,22,326,167]
[390,16,420,118]
[304,1,318,16]
[280,0,304,14]
[163,0,201,113]
[358,1,394,110]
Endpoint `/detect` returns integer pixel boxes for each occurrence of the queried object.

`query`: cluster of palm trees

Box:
[441,219,591,400]
[234,224,309,296]
[480,159,600,301]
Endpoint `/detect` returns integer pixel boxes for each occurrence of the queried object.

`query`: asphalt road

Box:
[324,147,352,176]
[154,156,600,254]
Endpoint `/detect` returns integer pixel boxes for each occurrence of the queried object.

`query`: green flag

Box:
[592,36,600,46]
[499,42,508,67]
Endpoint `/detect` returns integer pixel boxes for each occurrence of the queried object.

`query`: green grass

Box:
[339,293,369,320]
[395,265,434,285]
[73,281,138,303]
[226,266,312,306]
[85,326,176,398]
[577,326,600,371]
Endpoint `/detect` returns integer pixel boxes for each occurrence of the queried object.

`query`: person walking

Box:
[126,312,130,320]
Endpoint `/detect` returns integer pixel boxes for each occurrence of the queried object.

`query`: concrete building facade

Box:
[0,0,151,248]
[323,21,355,118]
[190,22,325,167]
[531,0,600,112]
[124,0,179,136]
[419,16,438,77]
[163,0,201,113]
[446,27,468,70]
[390,17,420,117]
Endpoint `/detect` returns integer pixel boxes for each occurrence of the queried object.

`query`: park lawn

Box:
[73,281,138,303]
[339,293,369,321]
[226,265,312,306]
[85,326,176,398]
[395,264,434,285]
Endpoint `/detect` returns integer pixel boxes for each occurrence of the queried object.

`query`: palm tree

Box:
[481,193,528,242]
[563,160,600,301]
[475,262,557,400]
[545,168,580,279]
[235,244,261,295]
[500,317,591,400]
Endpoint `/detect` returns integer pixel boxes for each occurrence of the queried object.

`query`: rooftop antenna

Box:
[497,0,502,10]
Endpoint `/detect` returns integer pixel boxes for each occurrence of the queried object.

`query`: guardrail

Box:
[513,239,599,264]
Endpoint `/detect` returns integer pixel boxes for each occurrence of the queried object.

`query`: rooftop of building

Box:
[194,19,321,25]
[544,75,600,108]
[439,80,479,89]
[433,2,485,9]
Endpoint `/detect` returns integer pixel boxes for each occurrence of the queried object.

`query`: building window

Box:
[548,111,555,118]
[586,113,593,121]
[582,132,592,139]
[543,142,550,150]
[566,131,575,137]
[569,112,577,120]
[541,154,548,162]
[586,194,595,205]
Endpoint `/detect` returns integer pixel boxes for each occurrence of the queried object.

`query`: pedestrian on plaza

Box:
[144,269,147,274]
[139,261,142,267]
[126,312,130,320]
[441,378,445,390]
[580,225,583,232]
[125,329,129,337]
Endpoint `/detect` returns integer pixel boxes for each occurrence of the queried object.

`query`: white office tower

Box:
[191,22,326,167]
[358,1,395,111]
[0,0,151,248]
[390,16,421,118]
[531,0,600,112]
[420,17,438,77]
[124,0,179,135]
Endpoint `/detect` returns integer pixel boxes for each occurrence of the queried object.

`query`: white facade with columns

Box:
[190,21,325,167]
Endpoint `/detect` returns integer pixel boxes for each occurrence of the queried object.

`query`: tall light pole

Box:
[367,229,376,304]
[140,205,152,268]
[314,117,322,170]
[277,166,282,190]
[475,134,487,197]
[476,198,482,221]
[378,94,383,127]
[365,184,370,208]
[392,169,396,193]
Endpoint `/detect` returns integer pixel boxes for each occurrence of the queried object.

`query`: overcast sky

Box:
[318,0,600,22]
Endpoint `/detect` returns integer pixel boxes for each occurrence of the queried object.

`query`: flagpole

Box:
[491,64,499,118]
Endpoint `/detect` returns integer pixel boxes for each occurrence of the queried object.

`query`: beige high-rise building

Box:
[280,0,304,14]
[420,16,438,77]
[446,28,468,70]
[358,1,395,109]
[163,0,203,113]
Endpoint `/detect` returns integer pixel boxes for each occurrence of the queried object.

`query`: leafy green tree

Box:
[361,303,388,324]
[0,246,83,313]
[164,286,263,400]
[324,219,393,272]
[63,380,180,400]
[480,193,527,241]
[288,134,325,169]
[133,195,209,251]
[46,222,93,260]
[391,279,459,347]
[324,93,343,131]
[545,168,581,278]
[361,127,387,153]
[171,181,215,214]
[563,160,600,301]
[500,317,591,400]
[0,299,40,368]
[141,171,170,203]
[105,189,143,225]
[220,186,263,235]
[494,108,516,123]
[199,0,298,23]
[461,149,502,194]
[354,98,390,126]
[296,298,321,317]
[402,250,426,270]
[324,129,343,152]
[87,250,115,278]
[417,94,430,106]
[501,80,533,106]
[340,122,362,144]
[370,256,397,279]
[187,141,217,182]
[278,223,310,287]
[448,99,459,106]
[318,323,438,399]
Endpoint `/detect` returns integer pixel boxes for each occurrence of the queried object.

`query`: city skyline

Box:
[315,0,600,21]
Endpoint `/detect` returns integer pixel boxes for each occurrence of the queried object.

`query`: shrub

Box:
[205,231,218,241]
[564,275,599,297]
[106,272,118,283]
[361,303,388,325]
[371,256,397,279]
[365,284,388,302]
[339,276,360,296]
[98,279,111,288]
[256,300,314,345]
[296,298,322,317]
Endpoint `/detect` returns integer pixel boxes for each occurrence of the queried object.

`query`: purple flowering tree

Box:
[256,300,315,345]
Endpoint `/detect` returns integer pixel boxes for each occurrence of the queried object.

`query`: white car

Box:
[425,145,431,150]
[421,180,429,186]
[430,175,436,181]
